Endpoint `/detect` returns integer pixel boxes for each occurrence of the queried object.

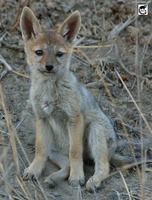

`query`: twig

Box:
[84,80,112,88]
[63,49,80,53]
[119,171,132,200]
[0,32,8,42]
[73,52,89,65]
[106,159,152,183]
[0,54,12,71]
[3,0,8,23]
[75,45,112,49]
[0,115,30,166]
[72,55,89,67]
[77,185,83,200]
[0,69,9,80]
[0,190,26,200]
[11,0,30,31]
[75,36,85,46]
[139,34,152,75]
[115,70,152,136]
[12,0,21,29]
[115,44,146,81]
[119,58,137,77]
[112,190,121,200]
[12,70,30,79]
[109,14,137,39]
[16,176,33,200]
[120,121,146,136]
[121,192,142,200]
[0,171,28,200]
[0,82,19,173]
[15,117,26,130]
[0,163,15,199]
[31,177,60,200]
[78,49,95,68]
[1,41,24,52]
[145,167,152,172]
[0,53,29,79]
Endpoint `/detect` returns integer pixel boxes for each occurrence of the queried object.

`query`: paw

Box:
[86,177,100,192]
[44,177,56,188]
[23,166,41,181]
[68,176,85,187]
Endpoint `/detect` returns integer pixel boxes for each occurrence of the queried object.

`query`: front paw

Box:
[23,165,42,181]
[68,175,85,187]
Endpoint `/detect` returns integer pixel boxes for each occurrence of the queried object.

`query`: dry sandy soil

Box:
[0,0,152,199]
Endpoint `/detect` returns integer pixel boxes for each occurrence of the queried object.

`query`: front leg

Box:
[23,116,48,180]
[68,113,85,186]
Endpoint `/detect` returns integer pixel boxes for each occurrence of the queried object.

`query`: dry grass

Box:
[0,0,152,200]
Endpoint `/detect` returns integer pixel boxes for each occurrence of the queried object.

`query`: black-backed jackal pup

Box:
[20,7,140,191]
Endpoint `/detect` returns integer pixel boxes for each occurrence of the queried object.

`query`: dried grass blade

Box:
[18,176,33,200]
[3,0,8,22]
[76,45,112,48]
[11,18,20,31]
[0,54,12,71]
[0,54,29,79]
[115,70,152,135]
[0,163,15,199]
[110,14,137,38]
[25,0,30,6]
[77,185,83,200]
[78,49,95,68]
[12,0,21,29]
[11,0,30,31]
[16,176,32,200]
[31,177,57,200]
[119,171,132,200]
[0,82,19,173]
[12,70,30,79]
[1,116,30,166]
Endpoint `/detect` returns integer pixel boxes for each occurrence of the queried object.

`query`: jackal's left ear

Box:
[20,7,42,40]
[57,11,81,43]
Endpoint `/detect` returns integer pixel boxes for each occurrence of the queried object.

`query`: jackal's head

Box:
[20,7,81,80]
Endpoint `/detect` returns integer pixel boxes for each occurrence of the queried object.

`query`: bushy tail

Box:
[110,150,152,168]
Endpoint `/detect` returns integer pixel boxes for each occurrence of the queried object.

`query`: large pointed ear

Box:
[57,11,81,43]
[20,7,42,40]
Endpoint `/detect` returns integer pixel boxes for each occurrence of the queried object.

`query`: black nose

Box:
[45,64,54,71]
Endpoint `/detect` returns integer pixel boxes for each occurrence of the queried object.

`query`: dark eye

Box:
[56,51,63,57]
[35,50,43,56]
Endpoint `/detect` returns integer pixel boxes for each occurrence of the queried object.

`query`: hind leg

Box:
[45,150,70,187]
[86,122,110,191]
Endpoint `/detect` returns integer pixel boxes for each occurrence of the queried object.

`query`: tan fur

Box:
[20,7,126,191]
[68,113,84,185]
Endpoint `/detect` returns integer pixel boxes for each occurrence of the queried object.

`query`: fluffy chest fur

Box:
[30,78,72,118]
[30,78,74,151]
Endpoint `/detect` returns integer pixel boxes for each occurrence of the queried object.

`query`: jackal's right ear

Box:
[20,7,42,40]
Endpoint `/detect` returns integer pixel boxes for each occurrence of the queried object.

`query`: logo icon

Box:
[138,4,148,15]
